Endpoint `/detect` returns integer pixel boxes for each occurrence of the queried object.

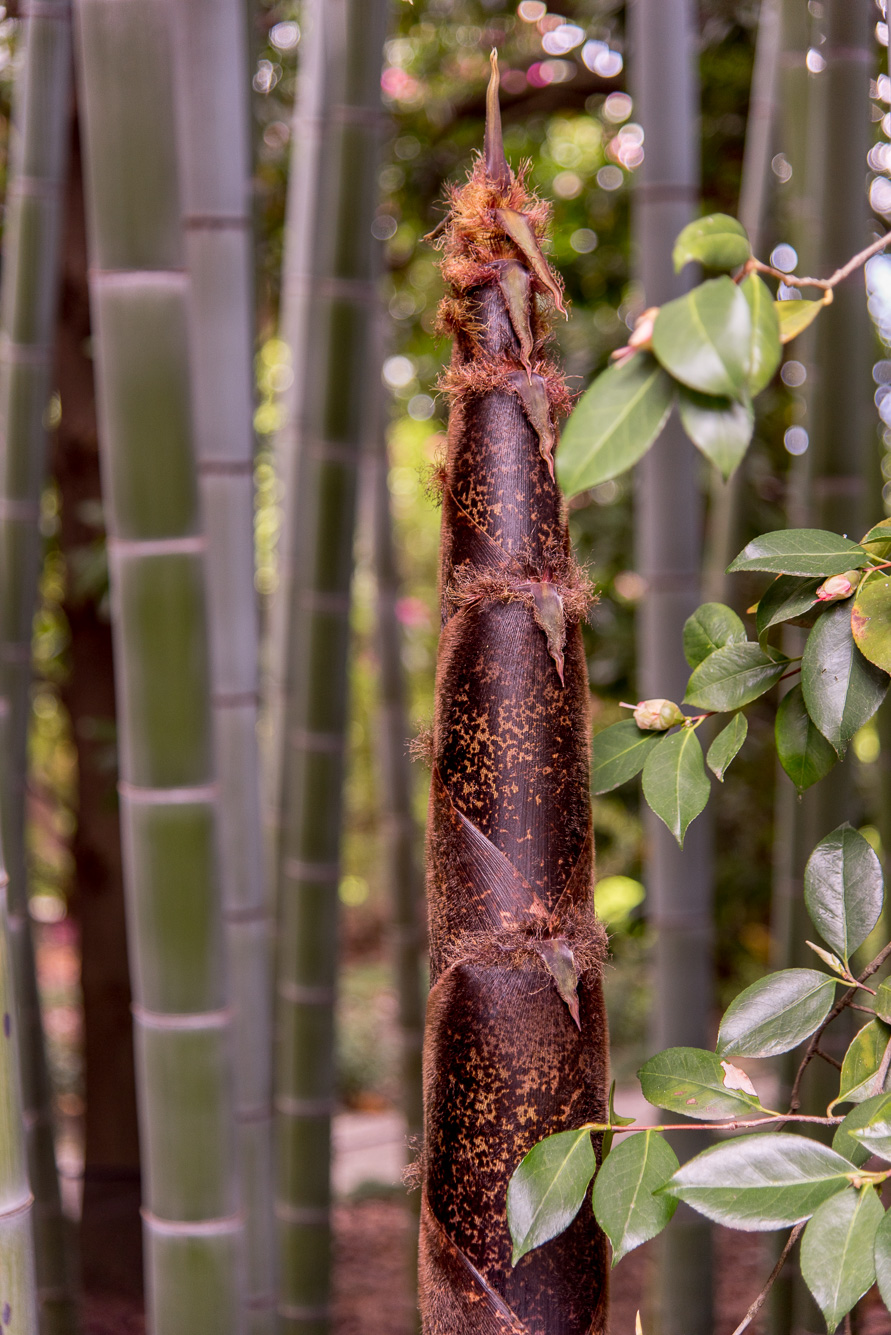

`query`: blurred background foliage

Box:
[20,0,891,1108]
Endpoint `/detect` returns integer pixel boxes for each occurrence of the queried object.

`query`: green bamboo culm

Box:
[168,2,274,1328]
[73,1,245,1329]
[629,2,714,1332]
[268,1,388,1329]
[0,849,40,1335]
[0,2,78,1329]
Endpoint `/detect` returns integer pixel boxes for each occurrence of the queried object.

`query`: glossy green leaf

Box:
[803,824,884,963]
[832,1094,891,1167]
[590,719,663,795]
[849,1109,891,1163]
[802,603,889,756]
[663,1134,855,1229]
[776,298,826,344]
[862,519,891,556]
[593,1131,679,1265]
[728,529,868,578]
[683,602,746,668]
[684,642,787,712]
[637,1047,764,1121]
[557,354,674,497]
[677,387,754,479]
[707,713,747,781]
[775,684,838,794]
[801,1187,883,1333]
[672,214,751,273]
[742,274,782,394]
[602,1078,636,1161]
[876,980,891,1025]
[507,1128,596,1265]
[651,276,752,399]
[833,1019,891,1110]
[641,729,710,848]
[873,1204,891,1311]
[755,576,824,641]
[852,570,891,674]
[716,969,837,1060]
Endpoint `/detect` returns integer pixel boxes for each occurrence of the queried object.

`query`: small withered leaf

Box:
[495,207,567,317]
[536,937,582,1030]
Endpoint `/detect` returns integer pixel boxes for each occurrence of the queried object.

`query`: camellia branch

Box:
[789,937,891,1112]
[728,1223,805,1335]
[583,1112,843,1135]
[749,227,891,290]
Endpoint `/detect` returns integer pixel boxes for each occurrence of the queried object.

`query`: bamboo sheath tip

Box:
[484,50,511,192]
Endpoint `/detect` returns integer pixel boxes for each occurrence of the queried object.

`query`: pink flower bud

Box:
[816,570,860,603]
[633,698,685,731]
[627,306,660,351]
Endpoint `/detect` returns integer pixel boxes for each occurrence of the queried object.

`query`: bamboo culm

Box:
[169,1,274,1327]
[0,859,40,1335]
[73,0,244,1327]
[269,2,388,1329]
[629,3,714,1332]
[0,1,78,1327]
[418,59,608,1333]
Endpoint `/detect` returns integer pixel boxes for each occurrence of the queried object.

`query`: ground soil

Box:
[81,1196,891,1333]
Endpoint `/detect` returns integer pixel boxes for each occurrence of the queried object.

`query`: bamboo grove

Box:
[3,2,891,1335]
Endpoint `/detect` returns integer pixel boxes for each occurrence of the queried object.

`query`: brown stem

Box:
[750,228,891,290]
[813,1048,843,1072]
[586,1112,843,1135]
[728,1223,804,1335]
[789,939,891,1112]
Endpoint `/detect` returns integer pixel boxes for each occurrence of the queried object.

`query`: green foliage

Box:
[801,603,888,756]
[662,1135,855,1230]
[683,642,787,712]
[637,1047,765,1120]
[834,1021,891,1109]
[555,354,673,495]
[728,529,868,578]
[741,274,782,395]
[775,684,838,794]
[706,713,747,782]
[716,969,836,1060]
[852,570,891,674]
[672,213,751,273]
[682,601,746,668]
[775,296,827,343]
[677,385,753,478]
[640,729,709,847]
[755,576,823,640]
[832,1095,891,1168]
[590,719,661,795]
[803,825,883,966]
[507,1128,595,1266]
[592,1131,678,1265]
[651,276,751,400]
[800,1188,883,1334]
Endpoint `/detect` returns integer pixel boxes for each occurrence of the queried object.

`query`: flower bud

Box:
[627,306,660,352]
[633,698,685,731]
[816,570,860,603]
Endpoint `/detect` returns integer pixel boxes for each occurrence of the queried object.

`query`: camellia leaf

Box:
[874,1203,891,1312]
[637,1046,765,1121]
[862,519,891,557]
[593,1130,679,1265]
[507,1128,596,1265]
[728,529,868,578]
[742,274,782,395]
[684,642,788,712]
[590,719,663,795]
[652,275,752,399]
[775,683,838,795]
[775,297,827,344]
[683,602,746,668]
[707,713,747,781]
[801,1187,883,1334]
[876,979,891,1025]
[641,729,710,848]
[601,1078,636,1161]
[801,603,889,756]
[557,354,674,497]
[852,570,891,674]
[672,213,751,273]
[832,1019,891,1110]
[755,576,824,641]
[849,1107,891,1163]
[832,1094,891,1168]
[803,824,884,963]
[677,387,754,479]
[716,968,837,1059]
[662,1134,855,1230]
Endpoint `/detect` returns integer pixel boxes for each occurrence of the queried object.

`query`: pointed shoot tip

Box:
[485,49,512,192]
